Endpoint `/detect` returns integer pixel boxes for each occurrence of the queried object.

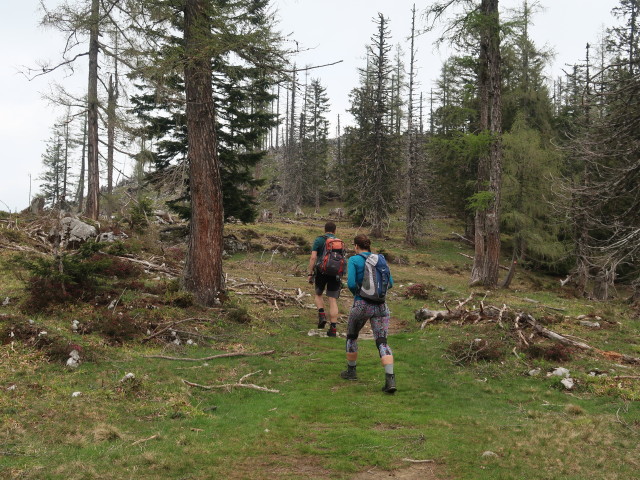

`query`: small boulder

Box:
[549,367,570,378]
[579,320,600,328]
[561,378,575,390]
[66,349,81,368]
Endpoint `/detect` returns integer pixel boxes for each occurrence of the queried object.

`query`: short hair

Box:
[324,221,336,233]
[353,234,371,251]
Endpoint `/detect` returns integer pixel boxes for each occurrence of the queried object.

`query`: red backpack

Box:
[316,236,346,277]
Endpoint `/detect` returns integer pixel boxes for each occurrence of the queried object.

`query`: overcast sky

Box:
[0,0,619,212]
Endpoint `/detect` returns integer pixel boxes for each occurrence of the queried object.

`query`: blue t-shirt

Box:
[347,252,393,301]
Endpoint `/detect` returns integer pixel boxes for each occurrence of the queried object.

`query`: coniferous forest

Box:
[1,2,640,479]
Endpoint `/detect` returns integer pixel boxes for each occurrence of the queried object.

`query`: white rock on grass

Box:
[482,451,498,458]
[71,391,82,397]
[120,373,135,382]
[528,368,541,376]
[561,378,575,390]
[66,349,81,368]
[2,297,9,306]
[580,320,600,328]
[548,367,570,378]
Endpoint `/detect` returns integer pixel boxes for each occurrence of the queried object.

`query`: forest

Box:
[1,1,639,479]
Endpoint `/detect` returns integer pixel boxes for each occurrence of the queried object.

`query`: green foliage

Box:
[466,190,495,212]
[501,113,568,271]
[129,0,282,224]
[129,195,154,232]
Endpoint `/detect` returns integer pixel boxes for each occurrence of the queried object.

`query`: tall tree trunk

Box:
[62,114,69,209]
[106,74,116,219]
[85,0,100,220]
[76,112,87,211]
[471,0,503,288]
[405,4,419,245]
[183,0,225,306]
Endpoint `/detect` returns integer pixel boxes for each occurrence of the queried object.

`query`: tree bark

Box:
[183,0,225,306]
[106,73,116,219]
[76,113,87,211]
[84,0,100,220]
[500,242,520,289]
[471,0,503,288]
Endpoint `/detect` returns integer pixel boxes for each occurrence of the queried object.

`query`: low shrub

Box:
[404,283,435,300]
[446,338,507,365]
[526,342,574,362]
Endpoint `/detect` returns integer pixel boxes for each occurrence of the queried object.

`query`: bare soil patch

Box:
[352,462,448,480]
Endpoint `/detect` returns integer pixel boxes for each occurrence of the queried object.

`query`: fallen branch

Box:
[114,254,181,277]
[131,434,159,446]
[182,370,279,393]
[523,298,566,312]
[458,252,509,271]
[145,350,275,362]
[402,458,435,464]
[449,232,474,245]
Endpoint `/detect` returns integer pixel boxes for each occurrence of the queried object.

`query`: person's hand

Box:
[307,274,314,284]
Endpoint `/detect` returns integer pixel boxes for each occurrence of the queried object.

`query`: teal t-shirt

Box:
[347,252,393,300]
[312,233,336,254]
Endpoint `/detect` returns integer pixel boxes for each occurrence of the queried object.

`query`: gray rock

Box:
[561,378,575,390]
[52,217,97,246]
[580,320,600,328]
[482,451,498,458]
[528,368,542,376]
[96,231,128,243]
[549,367,570,378]
[66,349,81,368]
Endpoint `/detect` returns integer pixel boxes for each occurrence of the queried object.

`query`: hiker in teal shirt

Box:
[346,251,394,300]
[341,234,396,394]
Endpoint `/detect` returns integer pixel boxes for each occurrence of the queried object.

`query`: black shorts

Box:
[314,274,342,299]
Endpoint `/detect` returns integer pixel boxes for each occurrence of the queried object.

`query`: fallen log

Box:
[519,313,640,365]
[144,350,275,362]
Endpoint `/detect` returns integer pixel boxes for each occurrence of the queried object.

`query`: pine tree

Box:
[129,0,282,223]
[39,134,65,209]
[345,14,399,238]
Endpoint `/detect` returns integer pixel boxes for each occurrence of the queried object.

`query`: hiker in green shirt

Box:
[307,221,343,337]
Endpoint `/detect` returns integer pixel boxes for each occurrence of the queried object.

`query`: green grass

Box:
[1,215,639,479]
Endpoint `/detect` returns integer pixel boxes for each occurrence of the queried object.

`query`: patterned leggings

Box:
[346,299,393,357]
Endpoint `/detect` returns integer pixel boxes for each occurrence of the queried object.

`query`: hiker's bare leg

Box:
[314,293,325,310]
[327,296,338,324]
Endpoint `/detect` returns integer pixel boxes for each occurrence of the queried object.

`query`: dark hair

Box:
[324,221,336,233]
[353,234,371,251]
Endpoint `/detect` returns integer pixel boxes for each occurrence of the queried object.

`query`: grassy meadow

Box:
[1,209,639,479]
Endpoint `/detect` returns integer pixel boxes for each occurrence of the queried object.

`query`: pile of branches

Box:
[227,278,311,309]
[415,294,640,366]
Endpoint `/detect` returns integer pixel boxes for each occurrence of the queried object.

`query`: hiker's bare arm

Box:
[308,251,318,275]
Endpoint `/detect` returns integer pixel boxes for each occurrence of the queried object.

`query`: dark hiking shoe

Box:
[340,365,357,380]
[327,325,337,337]
[382,373,396,394]
[317,312,327,329]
